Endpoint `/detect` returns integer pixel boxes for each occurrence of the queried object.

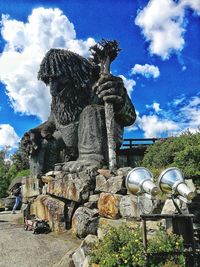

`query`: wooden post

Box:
[90,40,121,172]
[104,101,117,171]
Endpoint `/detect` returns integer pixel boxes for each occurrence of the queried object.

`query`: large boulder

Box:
[47,171,95,202]
[95,174,126,194]
[119,195,140,218]
[72,235,98,267]
[32,195,66,233]
[84,194,100,209]
[22,176,40,200]
[72,207,99,238]
[98,193,122,219]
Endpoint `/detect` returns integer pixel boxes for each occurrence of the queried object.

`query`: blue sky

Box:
[0,0,200,149]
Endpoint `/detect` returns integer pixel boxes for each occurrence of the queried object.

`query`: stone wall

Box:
[23,167,160,236]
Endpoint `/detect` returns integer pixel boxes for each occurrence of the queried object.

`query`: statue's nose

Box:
[49,80,58,96]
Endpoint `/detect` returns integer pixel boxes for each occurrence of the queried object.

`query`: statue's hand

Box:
[21,129,41,156]
[94,75,125,107]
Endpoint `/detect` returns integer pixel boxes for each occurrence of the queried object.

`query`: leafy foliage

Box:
[142,131,200,180]
[147,225,184,267]
[0,146,29,198]
[90,225,184,267]
[0,151,10,198]
[90,225,145,267]
[16,169,30,177]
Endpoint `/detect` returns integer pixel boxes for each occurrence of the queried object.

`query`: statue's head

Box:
[38,49,100,125]
[38,49,99,97]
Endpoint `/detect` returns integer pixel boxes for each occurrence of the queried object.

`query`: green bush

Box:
[90,225,184,267]
[142,131,200,182]
[16,169,30,177]
[0,147,29,197]
[90,225,145,266]
[147,225,184,267]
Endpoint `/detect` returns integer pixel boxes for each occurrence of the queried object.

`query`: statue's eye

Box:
[60,77,71,84]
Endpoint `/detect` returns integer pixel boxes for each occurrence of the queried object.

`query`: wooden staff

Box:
[90,39,121,172]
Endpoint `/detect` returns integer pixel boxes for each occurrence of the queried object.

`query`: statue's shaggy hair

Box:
[38,49,98,87]
[38,49,99,125]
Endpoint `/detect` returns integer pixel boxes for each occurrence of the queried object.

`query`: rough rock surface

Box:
[98,193,122,219]
[119,195,140,218]
[95,174,108,192]
[22,176,40,200]
[32,195,66,233]
[161,199,188,214]
[72,234,98,267]
[97,169,112,178]
[107,175,126,194]
[95,175,126,194]
[72,207,99,238]
[47,171,95,202]
[117,167,132,177]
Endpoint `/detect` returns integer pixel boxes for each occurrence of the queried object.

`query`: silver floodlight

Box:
[126,167,159,197]
[158,167,196,201]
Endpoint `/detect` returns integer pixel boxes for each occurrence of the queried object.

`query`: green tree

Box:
[142,131,200,181]
[0,145,30,197]
[7,145,29,182]
[0,150,10,197]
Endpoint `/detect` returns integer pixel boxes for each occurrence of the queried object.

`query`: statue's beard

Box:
[51,85,91,125]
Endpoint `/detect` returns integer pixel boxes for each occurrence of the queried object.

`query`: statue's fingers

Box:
[97,76,111,85]
[92,82,98,93]
[98,75,122,85]
[103,95,123,103]
[98,88,116,99]
[97,81,119,94]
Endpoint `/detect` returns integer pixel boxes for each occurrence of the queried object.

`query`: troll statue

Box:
[21,42,136,176]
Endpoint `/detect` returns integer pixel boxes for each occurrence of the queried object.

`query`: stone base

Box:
[22,176,40,199]
[47,171,95,202]
[23,167,164,236]
[32,195,66,233]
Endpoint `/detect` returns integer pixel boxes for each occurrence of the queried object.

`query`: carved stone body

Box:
[22,48,136,176]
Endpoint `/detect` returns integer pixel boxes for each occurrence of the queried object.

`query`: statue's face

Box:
[49,76,72,97]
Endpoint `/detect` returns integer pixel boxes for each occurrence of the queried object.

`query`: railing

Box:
[121,138,167,149]
[141,214,199,267]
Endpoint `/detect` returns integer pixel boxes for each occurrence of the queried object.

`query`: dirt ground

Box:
[0,211,81,267]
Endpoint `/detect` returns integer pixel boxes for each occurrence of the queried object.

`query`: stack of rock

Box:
[22,167,159,236]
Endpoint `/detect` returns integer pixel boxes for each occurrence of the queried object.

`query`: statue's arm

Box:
[115,91,136,127]
[21,116,56,156]
[93,75,136,127]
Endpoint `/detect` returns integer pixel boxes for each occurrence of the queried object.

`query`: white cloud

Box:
[182,65,187,71]
[152,102,161,112]
[0,8,96,121]
[135,0,200,59]
[118,75,136,97]
[146,102,162,113]
[181,0,200,15]
[137,114,179,138]
[131,64,160,78]
[0,124,20,148]
[179,96,200,131]
[172,96,186,106]
[126,94,200,137]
